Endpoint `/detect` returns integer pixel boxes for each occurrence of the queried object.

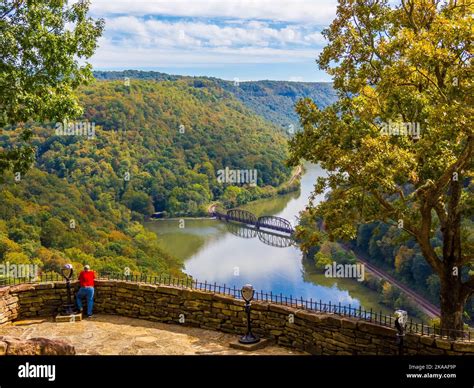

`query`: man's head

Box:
[84,265,90,272]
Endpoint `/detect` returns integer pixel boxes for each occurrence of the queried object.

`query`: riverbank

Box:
[144,164,393,316]
[148,164,303,221]
[151,165,446,324]
[351,248,440,318]
[300,235,434,321]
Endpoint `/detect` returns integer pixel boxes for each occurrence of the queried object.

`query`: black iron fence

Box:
[1,272,472,342]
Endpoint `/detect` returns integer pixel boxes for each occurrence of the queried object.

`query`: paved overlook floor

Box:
[0,314,306,355]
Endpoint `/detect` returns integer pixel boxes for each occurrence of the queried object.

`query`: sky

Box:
[87,0,339,82]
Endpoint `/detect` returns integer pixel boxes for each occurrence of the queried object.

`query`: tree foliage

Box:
[289,0,473,331]
[93,70,339,130]
[32,79,292,216]
[0,168,182,277]
[0,0,104,176]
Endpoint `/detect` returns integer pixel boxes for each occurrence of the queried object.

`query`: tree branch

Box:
[433,198,448,229]
[401,0,419,33]
[415,68,448,101]
[431,135,473,198]
[369,189,419,239]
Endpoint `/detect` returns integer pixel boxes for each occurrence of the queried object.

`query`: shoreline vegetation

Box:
[147,164,303,221]
[146,163,430,322]
[296,215,472,326]
[1,76,298,281]
[300,237,430,322]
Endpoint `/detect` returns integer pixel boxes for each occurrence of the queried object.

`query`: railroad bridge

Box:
[212,208,294,235]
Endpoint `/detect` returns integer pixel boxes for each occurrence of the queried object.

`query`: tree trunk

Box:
[439,274,466,337]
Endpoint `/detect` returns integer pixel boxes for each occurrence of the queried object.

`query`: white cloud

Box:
[92,37,321,68]
[86,0,336,78]
[104,17,325,48]
[90,0,337,24]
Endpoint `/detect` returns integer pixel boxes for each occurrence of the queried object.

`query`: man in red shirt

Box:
[76,265,95,318]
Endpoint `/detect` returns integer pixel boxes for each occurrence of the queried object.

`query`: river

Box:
[144,164,392,314]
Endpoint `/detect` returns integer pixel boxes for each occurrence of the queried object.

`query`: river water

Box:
[145,164,391,313]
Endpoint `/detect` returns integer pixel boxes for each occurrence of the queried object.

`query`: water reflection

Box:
[226,222,257,239]
[144,164,392,314]
[257,230,294,248]
[225,222,294,248]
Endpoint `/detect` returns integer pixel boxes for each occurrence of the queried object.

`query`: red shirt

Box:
[79,270,95,287]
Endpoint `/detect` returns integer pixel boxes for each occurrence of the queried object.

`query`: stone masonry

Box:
[1,280,473,355]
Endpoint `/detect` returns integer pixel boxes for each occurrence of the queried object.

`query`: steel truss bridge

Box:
[212,208,294,235]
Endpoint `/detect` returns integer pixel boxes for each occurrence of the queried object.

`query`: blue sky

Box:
[88,0,339,82]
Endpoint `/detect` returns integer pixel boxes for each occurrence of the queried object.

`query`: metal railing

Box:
[1,272,472,341]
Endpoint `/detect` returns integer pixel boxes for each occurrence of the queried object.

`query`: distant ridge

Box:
[93,70,338,128]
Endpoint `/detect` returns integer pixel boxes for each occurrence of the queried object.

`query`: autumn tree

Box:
[289,0,473,333]
[0,0,104,176]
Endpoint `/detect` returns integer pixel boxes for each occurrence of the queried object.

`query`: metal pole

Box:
[396,333,404,355]
[60,267,75,315]
[246,301,252,335]
[66,278,73,308]
[239,298,259,344]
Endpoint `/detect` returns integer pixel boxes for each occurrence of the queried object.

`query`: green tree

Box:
[40,218,66,248]
[289,0,473,332]
[122,190,154,215]
[0,0,104,175]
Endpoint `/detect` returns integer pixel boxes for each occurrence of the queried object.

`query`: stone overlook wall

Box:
[1,280,473,355]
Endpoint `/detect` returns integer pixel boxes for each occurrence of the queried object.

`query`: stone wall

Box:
[1,280,473,355]
[0,284,21,324]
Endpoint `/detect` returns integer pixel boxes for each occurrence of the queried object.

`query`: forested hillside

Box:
[0,77,300,277]
[216,79,337,128]
[0,167,181,278]
[93,70,337,128]
[40,79,292,215]
[353,220,474,323]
